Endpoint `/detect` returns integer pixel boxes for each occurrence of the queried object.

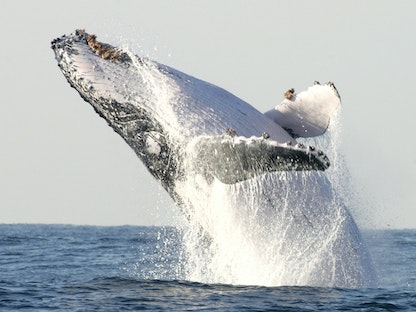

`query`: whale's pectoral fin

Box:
[264,82,341,138]
[191,135,330,184]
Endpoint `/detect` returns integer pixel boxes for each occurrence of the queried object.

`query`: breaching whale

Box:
[51,30,376,288]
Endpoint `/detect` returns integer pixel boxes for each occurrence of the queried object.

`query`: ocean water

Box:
[1,224,415,311]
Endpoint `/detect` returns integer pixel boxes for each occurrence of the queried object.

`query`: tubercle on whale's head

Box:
[51,29,133,63]
[84,29,132,62]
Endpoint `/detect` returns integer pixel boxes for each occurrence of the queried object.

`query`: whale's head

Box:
[51,29,181,191]
[51,29,159,134]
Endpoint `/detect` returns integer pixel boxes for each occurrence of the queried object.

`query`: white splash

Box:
[124,49,376,288]
[174,109,376,288]
[126,58,376,287]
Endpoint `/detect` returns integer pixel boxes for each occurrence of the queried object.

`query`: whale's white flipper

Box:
[265,82,341,138]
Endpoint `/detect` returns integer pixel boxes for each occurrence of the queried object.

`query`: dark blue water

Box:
[1,224,415,311]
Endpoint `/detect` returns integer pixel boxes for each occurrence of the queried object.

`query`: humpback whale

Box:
[51,30,376,288]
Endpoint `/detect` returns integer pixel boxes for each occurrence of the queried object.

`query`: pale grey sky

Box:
[1,1,415,227]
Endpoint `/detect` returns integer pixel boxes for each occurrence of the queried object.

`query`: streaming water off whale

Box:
[172,110,376,288]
